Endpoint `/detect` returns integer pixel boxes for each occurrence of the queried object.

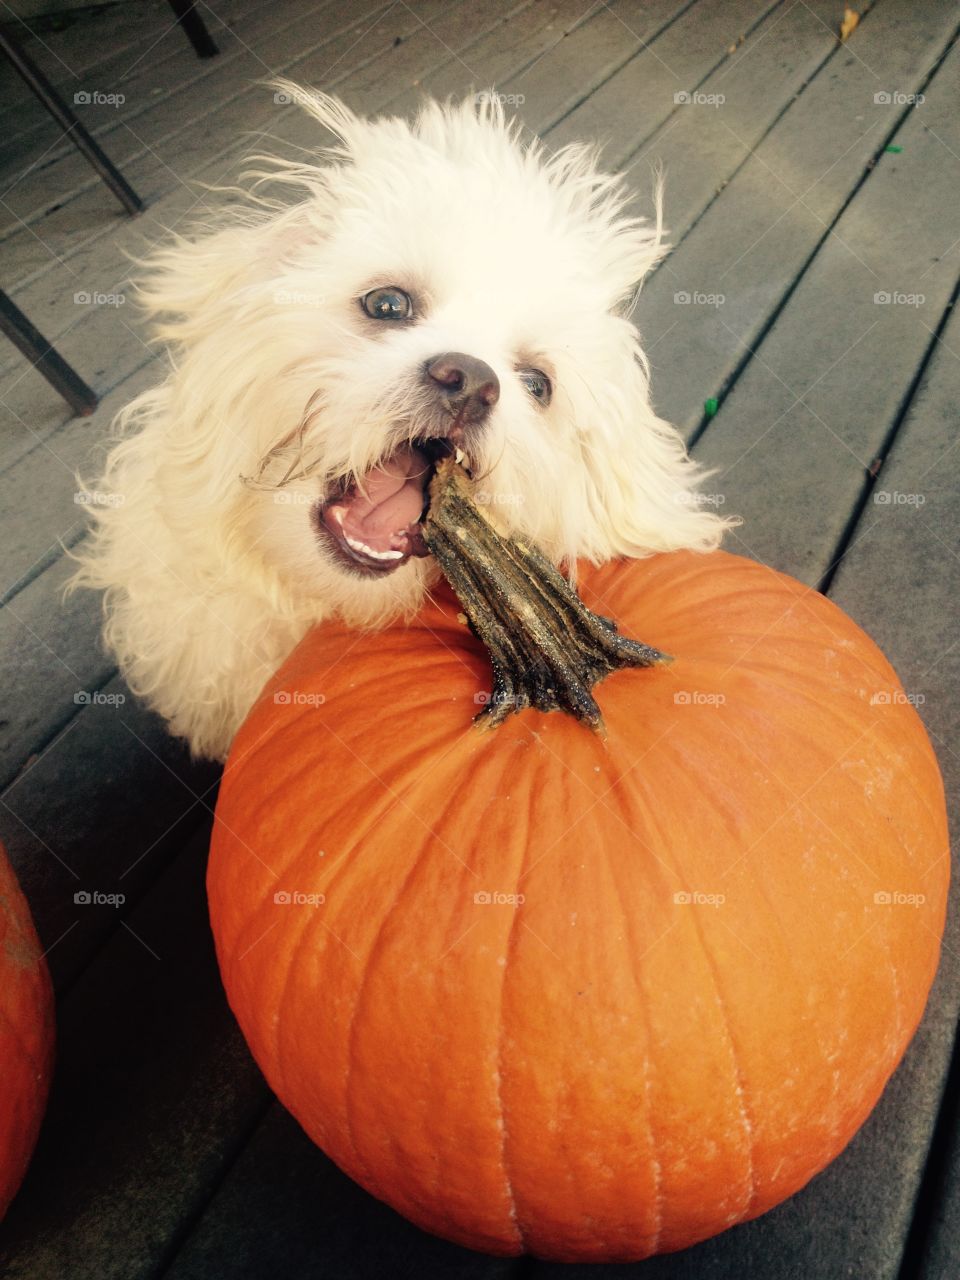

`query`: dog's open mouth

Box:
[316,439,465,576]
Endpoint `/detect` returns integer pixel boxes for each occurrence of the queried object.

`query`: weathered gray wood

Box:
[162,1103,522,1280]
[0,669,218,987]
[0,0,402,237]
[390,0,692,116]
[0,0,261,178]
[0,0,189,129]
[0,552,109,790]
[826,289,960,1280]
[687,30,960,586]
[918,1141,960,1278]
[546,0,789,159]
[632,0,960,434]
[0,823,270,1280]
[0,354,161,596]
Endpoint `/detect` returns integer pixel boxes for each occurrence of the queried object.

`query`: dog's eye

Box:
[518,367,552,406]
[361,286,413,321]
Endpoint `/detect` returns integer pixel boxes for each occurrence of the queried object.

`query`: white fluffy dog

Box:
[72,85,731,761]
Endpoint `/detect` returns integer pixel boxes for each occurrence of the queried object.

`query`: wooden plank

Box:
[917,1135,960,1278]
[399,0,701,111]
[0,823,271,1280]
[495,0,701,134]
[630,0,960,435]
[0,0,184,127]
[161,1104,522,1280]
[389,0,648,110]
[0,0,394,270]
[684,28,960,586]
[545,0,786,158]
[0,670,218,988]
[0,0,401,237]
[0,0,255,170]
[825,292,959,1280]
[0,553,110,790]
[0,354,161,597]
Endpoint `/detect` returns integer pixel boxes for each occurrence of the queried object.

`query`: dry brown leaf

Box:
[839,7,860,41]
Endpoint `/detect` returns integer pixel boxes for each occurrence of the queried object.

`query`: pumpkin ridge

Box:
[339,847,430,1201]
[492,745,536,1253]
[598,800,665,1254]
[690,907,758,1217]
[340,769,523,1246]
[638,762,758,1220]
[702,714,858,1147]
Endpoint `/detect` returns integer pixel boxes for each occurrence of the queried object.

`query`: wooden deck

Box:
[1,0,957,1275]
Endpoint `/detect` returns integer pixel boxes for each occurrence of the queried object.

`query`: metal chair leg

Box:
[0,28,144,217]
[167,1,219,58]
[0,291,98,417]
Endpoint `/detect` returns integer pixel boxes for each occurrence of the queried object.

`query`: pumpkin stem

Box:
[422,458,670,731]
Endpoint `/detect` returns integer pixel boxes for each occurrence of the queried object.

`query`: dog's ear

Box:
[544,144,667,312]
[132,204,325,347]
[132,222,261,345]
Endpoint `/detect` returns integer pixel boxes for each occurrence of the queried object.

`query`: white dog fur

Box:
[71,85,733,761]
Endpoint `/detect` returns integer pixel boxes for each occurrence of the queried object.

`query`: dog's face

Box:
[143,90,724,627]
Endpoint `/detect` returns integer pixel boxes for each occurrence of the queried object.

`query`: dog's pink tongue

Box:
[341,445,429,547]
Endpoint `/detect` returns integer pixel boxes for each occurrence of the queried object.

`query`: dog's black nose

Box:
[424,352,500,426]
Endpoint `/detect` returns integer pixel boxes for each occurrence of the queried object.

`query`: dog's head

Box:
[137,86,728,624]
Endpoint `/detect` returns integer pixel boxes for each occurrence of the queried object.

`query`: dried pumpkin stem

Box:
[422,457,669,730]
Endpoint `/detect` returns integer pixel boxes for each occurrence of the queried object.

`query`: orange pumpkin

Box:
[208,550,949,1261]
[0,843,54,1220]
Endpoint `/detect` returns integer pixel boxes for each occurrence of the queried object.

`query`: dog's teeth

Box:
[342,531,404,561]
[455,447,465,465]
